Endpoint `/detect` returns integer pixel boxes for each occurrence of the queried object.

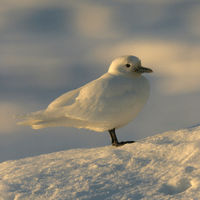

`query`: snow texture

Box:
[1,126,200,199]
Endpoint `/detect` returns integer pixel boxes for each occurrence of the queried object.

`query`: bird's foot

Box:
[112,141,135,147]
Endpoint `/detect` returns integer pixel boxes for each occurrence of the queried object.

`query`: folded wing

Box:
[16,74,139,132]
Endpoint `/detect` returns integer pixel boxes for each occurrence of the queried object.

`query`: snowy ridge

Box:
[1,126,200,199]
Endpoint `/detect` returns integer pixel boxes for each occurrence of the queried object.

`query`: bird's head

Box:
[108,55,153,77]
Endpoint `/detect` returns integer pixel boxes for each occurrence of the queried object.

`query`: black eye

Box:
[125,64,131,68]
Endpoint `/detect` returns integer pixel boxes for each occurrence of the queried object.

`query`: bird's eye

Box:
[125,64,131,68]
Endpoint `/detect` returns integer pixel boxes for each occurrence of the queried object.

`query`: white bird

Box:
[17,55,153,146]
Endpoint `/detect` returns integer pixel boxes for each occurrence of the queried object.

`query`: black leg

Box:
[108,128,135,147]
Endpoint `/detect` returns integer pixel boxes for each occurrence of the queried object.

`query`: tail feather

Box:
[17,118,60,129]
[16,110,109,132]
[15,110,46,120]
[17,119,42,128]
[16,110,69,129]
[15,110,50,129]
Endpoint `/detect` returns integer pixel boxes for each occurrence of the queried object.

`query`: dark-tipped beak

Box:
[134,66,153,74]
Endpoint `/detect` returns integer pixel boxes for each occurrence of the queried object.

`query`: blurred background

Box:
[1,0,200,163]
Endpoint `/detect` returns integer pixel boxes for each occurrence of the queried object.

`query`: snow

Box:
[1,126,200,199]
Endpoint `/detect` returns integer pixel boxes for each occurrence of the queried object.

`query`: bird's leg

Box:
[108,128,135,147]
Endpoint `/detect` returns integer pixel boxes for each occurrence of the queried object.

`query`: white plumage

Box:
[17,55,153,146]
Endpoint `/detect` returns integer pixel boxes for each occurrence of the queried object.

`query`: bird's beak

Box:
[134,66,153,74]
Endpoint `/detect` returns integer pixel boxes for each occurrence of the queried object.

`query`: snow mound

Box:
[1,126,200,199]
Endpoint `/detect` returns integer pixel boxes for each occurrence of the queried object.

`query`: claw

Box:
[109,128,135,147]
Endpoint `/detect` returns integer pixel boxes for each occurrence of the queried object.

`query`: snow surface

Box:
[1,126,200,200]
